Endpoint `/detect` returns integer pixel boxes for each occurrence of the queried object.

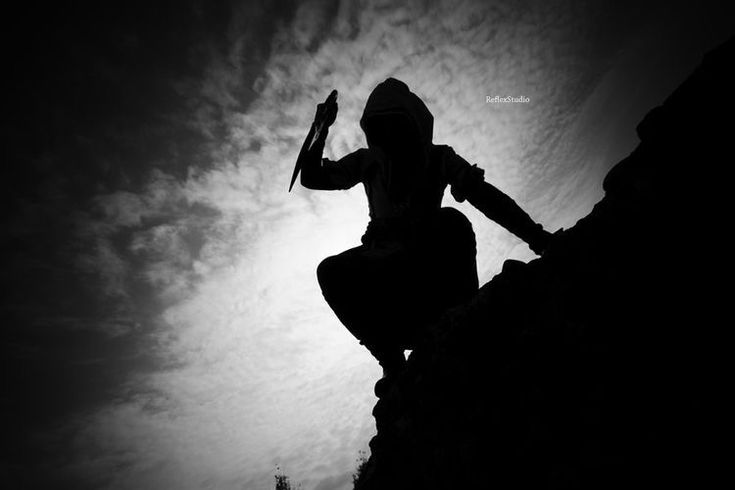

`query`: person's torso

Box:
[361,144,449,222]
[359,145,451,248]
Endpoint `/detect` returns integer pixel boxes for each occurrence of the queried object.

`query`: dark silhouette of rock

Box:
[353,35,734,490]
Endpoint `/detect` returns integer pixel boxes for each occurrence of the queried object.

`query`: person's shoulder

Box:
[431,143,465,167]
[334,147,371,165]
[430,143,454,156]
[431,143,463,160]
[356,146,390,165]
[337,148,385,181]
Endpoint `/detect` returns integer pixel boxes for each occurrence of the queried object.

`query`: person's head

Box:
[364,113,424,201]
[360,77,433,157]
[363,113,422,160]
[360,78,434,201]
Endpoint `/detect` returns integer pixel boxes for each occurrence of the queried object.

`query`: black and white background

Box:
[3,1,733,488]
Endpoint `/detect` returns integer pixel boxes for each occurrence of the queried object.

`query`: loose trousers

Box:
[316,207,479,355]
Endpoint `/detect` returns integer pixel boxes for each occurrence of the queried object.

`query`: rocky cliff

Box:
[354,36,733,489]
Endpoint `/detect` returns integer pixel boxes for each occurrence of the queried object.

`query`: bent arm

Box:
[465,181,550,254]
[300,126,363,190]
[444,146,551,254]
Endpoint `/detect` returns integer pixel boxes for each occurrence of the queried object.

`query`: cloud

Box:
[15,1,727,489]
[60,1,602,488]
[84,2,599,487]
[313,471,353,490]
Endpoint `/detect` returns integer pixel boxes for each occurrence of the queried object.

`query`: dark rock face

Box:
[355,36,733,490]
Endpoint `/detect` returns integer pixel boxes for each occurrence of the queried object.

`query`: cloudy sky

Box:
[3,1,733,488]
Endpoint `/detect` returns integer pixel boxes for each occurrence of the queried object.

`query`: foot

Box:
[374,350,406,398]
[378,349,406,378]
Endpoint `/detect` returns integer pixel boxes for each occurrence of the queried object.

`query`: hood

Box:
[359,78,434,203]
[359,77,434,153]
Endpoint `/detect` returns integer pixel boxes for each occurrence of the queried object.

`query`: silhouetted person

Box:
[298,78,551,378]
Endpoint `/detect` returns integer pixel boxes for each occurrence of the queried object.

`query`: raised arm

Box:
[300,125,364,190]
[442,146,552,255]
[295,92,363,190]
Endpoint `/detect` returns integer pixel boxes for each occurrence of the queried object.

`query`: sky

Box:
[2,1,733,489]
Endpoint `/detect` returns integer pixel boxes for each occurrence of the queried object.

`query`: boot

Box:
[363,341,406,398]
[376,348,406,378]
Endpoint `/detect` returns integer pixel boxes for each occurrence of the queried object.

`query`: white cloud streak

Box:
[62,1,665,488]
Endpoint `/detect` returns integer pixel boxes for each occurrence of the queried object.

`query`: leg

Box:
[316,243,410,372]
[432,206,479,306]
[401,207,479,345]
[315,209,479,366]
[316,245,373,342]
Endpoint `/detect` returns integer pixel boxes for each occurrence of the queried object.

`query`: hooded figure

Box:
[299,78,551,378]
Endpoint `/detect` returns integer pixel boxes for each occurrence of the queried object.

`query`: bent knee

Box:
[438,206,470,225]
[438,207,474,237]
[316,256,339,285]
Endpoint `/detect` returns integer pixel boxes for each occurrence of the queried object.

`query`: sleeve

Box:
[444,146,551,253]
[441,145,486,202]
[299,126,366,190]
[317,149,366,190]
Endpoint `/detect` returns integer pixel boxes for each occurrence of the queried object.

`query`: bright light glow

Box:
[62,1,679,489]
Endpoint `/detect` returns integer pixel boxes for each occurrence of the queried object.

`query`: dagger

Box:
[288,89,338,192]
